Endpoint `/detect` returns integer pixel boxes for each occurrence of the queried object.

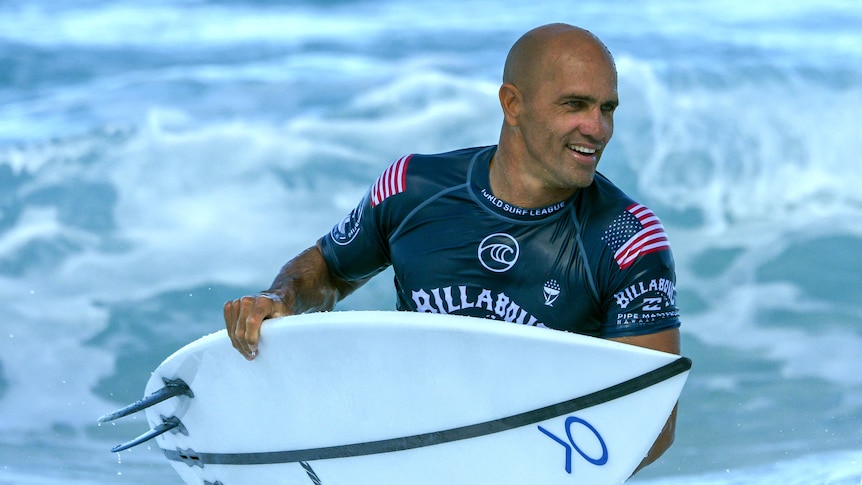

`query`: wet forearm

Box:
[631,404,677,476]
[265,242,362,314]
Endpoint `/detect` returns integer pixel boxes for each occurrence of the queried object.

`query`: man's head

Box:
[497,24,618,200]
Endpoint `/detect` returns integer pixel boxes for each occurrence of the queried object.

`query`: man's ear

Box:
[498,83,522,127]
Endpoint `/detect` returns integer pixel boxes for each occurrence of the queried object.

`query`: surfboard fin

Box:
[111,415,187,453]
[98,378,194,424]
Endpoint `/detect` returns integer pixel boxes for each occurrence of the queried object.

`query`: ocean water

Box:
[1,0,861,483]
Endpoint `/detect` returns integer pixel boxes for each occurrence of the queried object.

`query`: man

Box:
[224,23,681,473]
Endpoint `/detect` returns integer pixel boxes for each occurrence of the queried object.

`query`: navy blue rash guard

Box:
[320,146,681,338]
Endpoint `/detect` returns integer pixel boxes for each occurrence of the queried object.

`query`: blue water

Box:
[1,1,861,483]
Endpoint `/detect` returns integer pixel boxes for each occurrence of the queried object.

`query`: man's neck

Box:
[489,150,576,209]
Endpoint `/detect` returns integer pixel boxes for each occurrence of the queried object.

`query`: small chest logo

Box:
[543,279,561,306]
[478,233,520,273]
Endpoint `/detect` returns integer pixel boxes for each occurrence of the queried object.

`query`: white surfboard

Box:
[102,311,690,485]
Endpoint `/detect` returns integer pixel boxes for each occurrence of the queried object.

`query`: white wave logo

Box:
[478,233,520,273]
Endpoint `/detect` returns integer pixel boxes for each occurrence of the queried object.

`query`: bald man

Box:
[224,24,681,474]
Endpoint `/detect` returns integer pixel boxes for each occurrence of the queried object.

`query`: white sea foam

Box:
[634,449,862,485]
[1,1,861,483]
[616,55,862,230]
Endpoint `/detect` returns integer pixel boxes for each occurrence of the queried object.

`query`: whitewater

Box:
[1,0,861,483]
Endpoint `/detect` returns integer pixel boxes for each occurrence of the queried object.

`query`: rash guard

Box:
[320,146,680,338]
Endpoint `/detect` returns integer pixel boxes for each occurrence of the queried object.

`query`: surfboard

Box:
[100,311,691,484]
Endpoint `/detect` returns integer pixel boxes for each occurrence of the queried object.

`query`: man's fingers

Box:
[222,294,286,360]
[242,298,274,358]
[237,296,261,359]
[223,296,253,359]
[223,300,239,349]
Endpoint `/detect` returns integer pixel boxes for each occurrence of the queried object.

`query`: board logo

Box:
[330,201,364,246]
[538,416,608,474]
[478,233,520,273]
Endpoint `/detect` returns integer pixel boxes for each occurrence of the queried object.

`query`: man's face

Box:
[517,49,618,191]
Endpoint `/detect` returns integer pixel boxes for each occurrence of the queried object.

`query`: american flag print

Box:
[370,154,412,207]
[602,203,670,270]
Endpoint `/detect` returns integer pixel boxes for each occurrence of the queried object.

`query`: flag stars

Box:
[601,204,670,269]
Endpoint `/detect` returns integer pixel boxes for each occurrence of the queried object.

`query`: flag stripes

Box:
[370,154,412,207]
[602,203,670,270]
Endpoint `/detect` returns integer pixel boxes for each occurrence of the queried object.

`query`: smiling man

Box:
[224,23,682,475]
[494,23,618,205]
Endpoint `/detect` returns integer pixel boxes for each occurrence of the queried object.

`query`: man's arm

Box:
[608,327,680,476]
[223,240,367,360]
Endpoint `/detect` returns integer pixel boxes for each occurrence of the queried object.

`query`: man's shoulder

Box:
[369,146,490,211]
[406,146,492,177]
[581,173,670,245]
[582,172,641,221]
[584,173,674,270]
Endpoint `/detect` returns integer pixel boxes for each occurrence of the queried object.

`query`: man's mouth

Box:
[568,144,598,157]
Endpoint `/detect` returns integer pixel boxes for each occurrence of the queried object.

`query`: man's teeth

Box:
[569,145,597,154]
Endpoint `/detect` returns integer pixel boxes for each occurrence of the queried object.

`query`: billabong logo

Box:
[643,297,663,312]
[478,233,519,273]
[543,279,561,306]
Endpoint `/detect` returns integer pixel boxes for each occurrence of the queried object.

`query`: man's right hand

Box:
[222,242,365,360]
[223,293,290,361]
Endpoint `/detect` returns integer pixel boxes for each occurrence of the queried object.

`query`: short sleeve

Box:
[319,190,390,282]
[319,154,413,282]
[600,249,681,338]
[598,203,681,337]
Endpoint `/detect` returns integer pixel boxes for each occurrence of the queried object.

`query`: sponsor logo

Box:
[614,278,675,310]
[330,202,364,246]
[480,188,566,217]
[411,285,545,328]
[642,297,663,312]
[613,278,679,329]
[543,279,561,307]
[616,310,680,328]
[538,416,608,474]
[478,233,520,273]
